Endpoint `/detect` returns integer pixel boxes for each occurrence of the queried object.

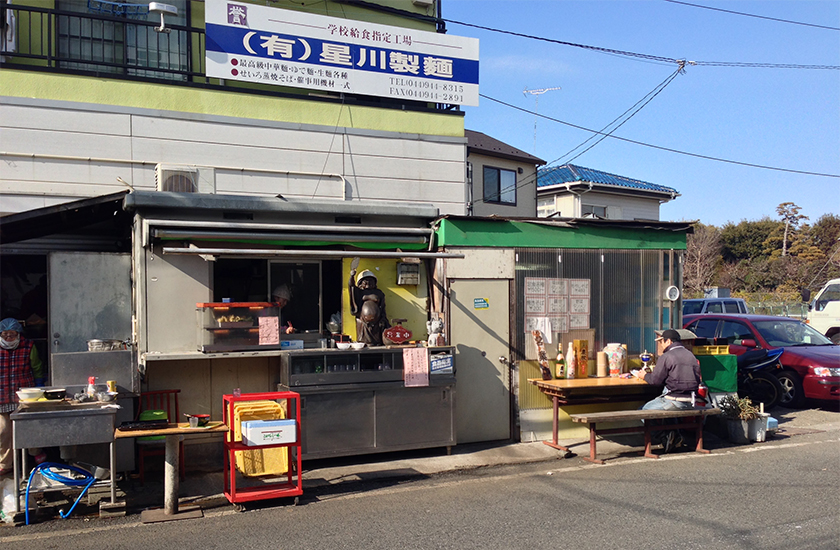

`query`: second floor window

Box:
[483,167,516,205]
[581,205,607,218]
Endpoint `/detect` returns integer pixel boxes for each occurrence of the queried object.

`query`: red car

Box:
[683,314,840,407]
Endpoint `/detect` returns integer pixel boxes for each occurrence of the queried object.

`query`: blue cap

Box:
[0,318,23,333]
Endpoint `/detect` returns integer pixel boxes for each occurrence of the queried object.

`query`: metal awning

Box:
[160,246,464,259]
[143,218,437,251]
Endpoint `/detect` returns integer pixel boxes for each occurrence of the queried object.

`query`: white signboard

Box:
[205,0,479,106]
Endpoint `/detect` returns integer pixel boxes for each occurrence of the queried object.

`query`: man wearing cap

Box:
[0,318,46,475]
[633,328,703,452]
[271,285,295,334]
[348,268,390,346]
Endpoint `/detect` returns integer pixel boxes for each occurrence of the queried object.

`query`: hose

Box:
[25,462,96,525]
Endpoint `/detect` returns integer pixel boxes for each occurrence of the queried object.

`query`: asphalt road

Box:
[3,421,838,550]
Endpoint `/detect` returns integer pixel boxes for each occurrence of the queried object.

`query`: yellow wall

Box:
[1,70,464,137]
[342,258,428,342]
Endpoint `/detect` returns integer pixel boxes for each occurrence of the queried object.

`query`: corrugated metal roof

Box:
[537,164,678,195]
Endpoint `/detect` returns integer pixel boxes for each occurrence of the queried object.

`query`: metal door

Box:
[49,252,131,354]
[448,279,511,443]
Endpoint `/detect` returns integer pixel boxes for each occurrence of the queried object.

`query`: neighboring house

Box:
[0,1,471,216]
[536,164,679,220]
[465,130,545,217]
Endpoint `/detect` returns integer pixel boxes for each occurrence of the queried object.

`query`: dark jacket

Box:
[645,342,701,398]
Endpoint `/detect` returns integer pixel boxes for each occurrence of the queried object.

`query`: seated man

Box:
[633,328,704,453]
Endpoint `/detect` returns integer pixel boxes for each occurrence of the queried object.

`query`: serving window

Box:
[213,258,343,335]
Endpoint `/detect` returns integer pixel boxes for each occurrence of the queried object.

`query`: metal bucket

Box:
[87,339,125,352]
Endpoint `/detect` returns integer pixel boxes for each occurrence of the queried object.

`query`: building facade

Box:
[537,164,679,220]
[466,130,545,217]
[1,0,470,215]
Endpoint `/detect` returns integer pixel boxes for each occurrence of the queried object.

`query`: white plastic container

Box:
[748,413,770,442]
[241,419,297,446]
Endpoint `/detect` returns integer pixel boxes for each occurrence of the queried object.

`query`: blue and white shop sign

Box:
[205,0,479,106]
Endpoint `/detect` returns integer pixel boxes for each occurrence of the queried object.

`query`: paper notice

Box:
[402,347,430,387]
[259,316,280,345]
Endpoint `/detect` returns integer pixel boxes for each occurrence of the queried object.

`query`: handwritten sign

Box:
[402,347,430,387]
[258,316,280,344]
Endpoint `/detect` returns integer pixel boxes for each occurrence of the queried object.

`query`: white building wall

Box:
[538,189,662,220]
[580,191,661,220]
[0,99,467,215]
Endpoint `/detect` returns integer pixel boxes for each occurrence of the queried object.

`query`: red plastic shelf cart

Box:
[222,391,303,510]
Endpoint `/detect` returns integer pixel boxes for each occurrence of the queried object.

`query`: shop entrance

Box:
[448,279,511,443]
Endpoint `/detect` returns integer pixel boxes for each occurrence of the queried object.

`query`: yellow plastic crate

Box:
[232,400,289,477]
[693,345,730,355]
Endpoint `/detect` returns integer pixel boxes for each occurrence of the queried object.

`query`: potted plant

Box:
[718,395,761,444]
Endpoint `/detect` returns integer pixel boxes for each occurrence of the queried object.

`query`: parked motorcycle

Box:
[736,348,785,410]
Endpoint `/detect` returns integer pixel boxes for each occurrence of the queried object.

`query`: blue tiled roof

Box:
[537,164,678,195]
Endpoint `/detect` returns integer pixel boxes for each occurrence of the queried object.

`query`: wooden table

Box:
[529,377,661,452]
[116,422,229,523]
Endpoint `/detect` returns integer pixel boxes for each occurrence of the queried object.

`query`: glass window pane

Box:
[483,167,499,202]
[499,169,516,205]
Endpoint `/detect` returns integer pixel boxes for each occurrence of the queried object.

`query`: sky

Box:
[442,0,840,227]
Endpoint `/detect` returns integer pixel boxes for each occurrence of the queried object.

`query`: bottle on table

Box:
[565,342,576,379]
[555,350,566,379]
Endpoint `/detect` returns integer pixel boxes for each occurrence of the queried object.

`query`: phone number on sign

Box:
[388,78,465,103]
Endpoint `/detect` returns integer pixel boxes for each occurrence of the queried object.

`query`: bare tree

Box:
[684,223,721,294]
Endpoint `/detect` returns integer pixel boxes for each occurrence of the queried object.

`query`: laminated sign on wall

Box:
[524,277,590,335]
[204,0,480,105]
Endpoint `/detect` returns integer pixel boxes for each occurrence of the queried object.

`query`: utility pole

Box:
[523,86,561,153]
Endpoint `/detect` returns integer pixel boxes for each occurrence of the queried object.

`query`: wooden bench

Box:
[565,408,721,464]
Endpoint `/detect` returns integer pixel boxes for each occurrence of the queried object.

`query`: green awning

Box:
[434,217,689,250]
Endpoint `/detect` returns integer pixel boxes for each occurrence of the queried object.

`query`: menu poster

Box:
[549,279,568,296]
[526,297,546,314]
[569,279,590,297]
[570,314,589,329]
[525,277,546,295]
[403,347,430,387]
[525,315,567,334]
[548,296,568,314]
[570,297,589,314]
[258,316,280,344]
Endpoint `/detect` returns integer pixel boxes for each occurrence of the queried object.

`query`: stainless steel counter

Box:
[10,404,118,514]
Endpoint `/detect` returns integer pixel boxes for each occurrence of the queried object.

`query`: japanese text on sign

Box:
[205,0,479,105]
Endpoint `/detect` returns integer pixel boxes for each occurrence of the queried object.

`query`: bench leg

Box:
[694,416,710,454]
[582,424,604,465]
[643,422,660,459]
[543,395,571,454]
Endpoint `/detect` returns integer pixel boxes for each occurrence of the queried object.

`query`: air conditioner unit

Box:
[155,164,215,194]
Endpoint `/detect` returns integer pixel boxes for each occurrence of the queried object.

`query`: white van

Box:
[805,278,840,344]
[682,298,748,315]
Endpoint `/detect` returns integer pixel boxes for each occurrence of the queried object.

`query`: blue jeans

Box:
[642,395,695,412]
[641,395,695,443]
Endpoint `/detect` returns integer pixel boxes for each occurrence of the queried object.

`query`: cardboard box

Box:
[241,419,297,446]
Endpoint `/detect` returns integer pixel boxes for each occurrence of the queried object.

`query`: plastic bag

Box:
[1,477,16,523]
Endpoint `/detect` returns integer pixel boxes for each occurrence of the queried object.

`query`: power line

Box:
[473,67,683,206]
[558,67,682,166]
[444,18,840,70]
[663,0,840,32]
[479,94,840,179]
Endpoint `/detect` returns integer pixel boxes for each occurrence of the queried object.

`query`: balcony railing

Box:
[1,3,203,81]
[1,3,462,112]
